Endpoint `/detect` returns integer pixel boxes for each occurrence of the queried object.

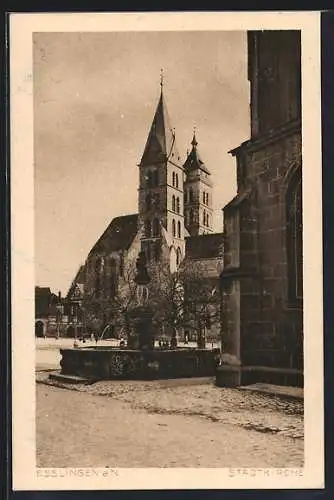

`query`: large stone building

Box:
[217,30,303,386]
[81,80,223,342]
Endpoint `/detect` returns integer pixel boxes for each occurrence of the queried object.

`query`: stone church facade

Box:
[80,80,223,342]
[217,30,303,386]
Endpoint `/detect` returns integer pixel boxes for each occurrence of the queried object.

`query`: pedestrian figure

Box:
[94,332,99,344]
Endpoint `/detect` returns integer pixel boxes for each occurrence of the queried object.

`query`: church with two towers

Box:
[81,77,224,342]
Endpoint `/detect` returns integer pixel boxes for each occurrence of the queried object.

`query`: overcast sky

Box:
[34,31,250,295]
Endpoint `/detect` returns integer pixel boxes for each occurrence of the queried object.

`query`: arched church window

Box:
[286,171,302,304]
[189,188,194,203]
[153,218,160,237]
[172,172,176,187]
[176,247,182,266]
[203,210,206,225]
[109,258,117,297]
[145,220,151,238]
[176,197,180,214]
[172,195,176,212]
[146,194,151,211]
[147,171,152,188]
[177,221,181,238]
[206,193,209,205]
[153,170,159,187]
[95,257,103,298]
[175,173,179,189]
[172,219,176,237]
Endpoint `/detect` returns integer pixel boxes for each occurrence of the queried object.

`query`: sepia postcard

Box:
[10,11,324,491]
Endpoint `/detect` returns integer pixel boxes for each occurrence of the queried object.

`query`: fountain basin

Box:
[60,346,220,380]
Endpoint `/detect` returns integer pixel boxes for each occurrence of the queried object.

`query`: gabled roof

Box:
[223,189,252,211]
[185,233,224,260]
[183,133,211,175]
[140,88,182,167]
[66,265,85,299]
[89,213,139,256]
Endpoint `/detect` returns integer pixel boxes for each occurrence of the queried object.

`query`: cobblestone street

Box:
[36,375,304,468]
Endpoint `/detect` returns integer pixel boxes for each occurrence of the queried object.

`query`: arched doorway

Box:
[35,320,44,337]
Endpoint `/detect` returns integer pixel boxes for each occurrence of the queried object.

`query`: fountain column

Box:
[127,251,154,350]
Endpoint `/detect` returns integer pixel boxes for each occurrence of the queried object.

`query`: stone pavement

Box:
[37,383,304,468]
[37,369,304,468]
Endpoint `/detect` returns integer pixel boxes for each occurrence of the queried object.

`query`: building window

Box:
[172,219,176,237]
[189,188,194,203]
[145,220,151,238]
[147,171,152,188]
[206,213,210,227]
[286,172,302,304]
[206,193,209,205]
[146,194,151,211]
[175,173,179,189]
[184,190,188,204]
[153,170,159,187]
[177,221,181,238]
[109,258,117,297]
[153,218,160,237]
[95,257,103,298]
[176,197,180,214]
[172,172,176,187]
[190,209,194,224]
[203,210,206,225]
[172,195,176,212]
[176,247,182,266]
[203,191,206,204]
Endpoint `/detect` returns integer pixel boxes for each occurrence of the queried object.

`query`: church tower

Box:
[138,76,185,271]
[183,132,213,236]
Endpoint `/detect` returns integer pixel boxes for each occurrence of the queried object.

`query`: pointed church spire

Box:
[139,74,181,166]
[183,130,211,175]
[191,127,198,148]
[160,68,164,91]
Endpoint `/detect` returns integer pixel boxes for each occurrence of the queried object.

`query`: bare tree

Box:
[83,257,220,348]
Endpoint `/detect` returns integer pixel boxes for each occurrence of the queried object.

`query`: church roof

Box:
[185,233,224,260]
[89,214,139,256]
[183,133,211,175]
[140,86,182,166]
[66,265,85,298]
[223,189,252,211]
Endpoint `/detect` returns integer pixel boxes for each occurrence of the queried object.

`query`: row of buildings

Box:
[36,30,303,384]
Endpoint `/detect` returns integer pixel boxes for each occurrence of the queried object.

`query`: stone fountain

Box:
[127,251,154,350]
[58,251,220,381]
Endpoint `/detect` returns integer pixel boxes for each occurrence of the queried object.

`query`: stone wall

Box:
[221,124,303,378]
